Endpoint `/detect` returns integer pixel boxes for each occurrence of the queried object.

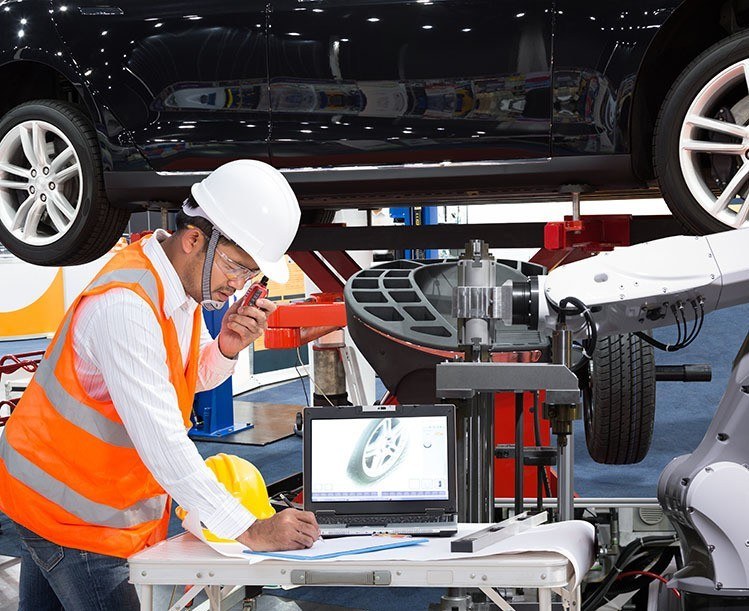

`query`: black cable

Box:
[682,299,705,348]
[582,535,678,611]
[672,304,683,348]
[558,296,598,360]
[294,349,311,408]
[678,303,688,345]
[584,538,677,611]
[609,547,676,596]
[635,297,706,352]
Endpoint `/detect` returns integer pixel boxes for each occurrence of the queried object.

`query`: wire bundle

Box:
[635,297,705,352]
[558,296,599,362]
[582,535,680,610]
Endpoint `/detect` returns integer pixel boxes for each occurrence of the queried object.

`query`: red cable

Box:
[617,570,681,599]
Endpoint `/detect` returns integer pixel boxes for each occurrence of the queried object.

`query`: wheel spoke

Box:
[32,122,48,166]
[55,162,80,184]
[45,198,67,233]
[19,125,38,167]
[686,113,748,139]
[0,162,31,179]
[49,146,75,173]
[733,199,749,227]
[742,59,749,95]
[49,191,76,221]
[11,194,36,232]
[682,139,745,154]
[22,198,46,239]
[0,179,29,190]
[713,161,749,213]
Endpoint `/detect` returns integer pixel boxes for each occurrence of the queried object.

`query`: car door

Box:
[551,1,674,157]
[52,1,270,172]
[267,0,553,169]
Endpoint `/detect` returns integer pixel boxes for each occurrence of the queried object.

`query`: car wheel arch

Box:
[628,0,738,182]
[0,56,130,171]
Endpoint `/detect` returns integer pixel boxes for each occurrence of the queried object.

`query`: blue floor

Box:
[574,302,749,497]
[1,303,747,609]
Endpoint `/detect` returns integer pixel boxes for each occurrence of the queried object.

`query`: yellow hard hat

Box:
[175,453,276,543]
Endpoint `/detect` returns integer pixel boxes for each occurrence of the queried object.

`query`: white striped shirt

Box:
[72,230,255,540]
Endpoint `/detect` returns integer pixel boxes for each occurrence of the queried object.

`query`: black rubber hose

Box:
[608,547,676,596]
[582,535,678,611]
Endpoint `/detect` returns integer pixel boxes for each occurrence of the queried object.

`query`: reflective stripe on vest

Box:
[30,267,161,450]
[88,268,161,309]
[34,313,134,448]
[0,436,167,527]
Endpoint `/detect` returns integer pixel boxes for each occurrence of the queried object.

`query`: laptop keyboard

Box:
[317,513,454,525]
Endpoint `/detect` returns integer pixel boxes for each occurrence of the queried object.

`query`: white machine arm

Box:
[536,228,749,338]
[526,227,749,602]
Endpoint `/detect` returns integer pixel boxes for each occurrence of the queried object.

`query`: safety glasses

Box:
[214,248,260,285]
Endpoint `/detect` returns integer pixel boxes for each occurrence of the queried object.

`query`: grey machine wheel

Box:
[347,418,409,483]
[582,334,656,465]
[656,30,749,234]
[0,100,129,266]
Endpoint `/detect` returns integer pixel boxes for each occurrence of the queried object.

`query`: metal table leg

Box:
[538,587,552,611]
[139,584,152,611]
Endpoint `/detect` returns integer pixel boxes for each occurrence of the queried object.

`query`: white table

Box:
[129,532,584,611]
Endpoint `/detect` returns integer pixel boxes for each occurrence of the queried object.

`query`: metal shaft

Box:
[455,393,495,523]
[514,392,524,516]
[558,434,574,521]
[455,240,496,523]
[552,326,575,521]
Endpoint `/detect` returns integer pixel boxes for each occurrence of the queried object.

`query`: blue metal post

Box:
[388,206,439,259]
[188,300,253,439]
[422,206,439,260]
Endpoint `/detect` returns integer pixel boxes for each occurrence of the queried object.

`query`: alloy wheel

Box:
[679,59,749,229]
[0,119,83,247]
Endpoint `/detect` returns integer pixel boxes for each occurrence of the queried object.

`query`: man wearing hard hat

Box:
[0,160,320,610]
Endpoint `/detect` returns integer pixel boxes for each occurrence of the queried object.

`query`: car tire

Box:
[347,418,408,483]
[655,31,749,234]
[0,100,129,265]
[582,333,656,465]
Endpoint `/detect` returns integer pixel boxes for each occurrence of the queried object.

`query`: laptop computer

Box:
[303,403,458,537]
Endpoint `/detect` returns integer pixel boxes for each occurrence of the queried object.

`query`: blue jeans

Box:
[14,522,141,611]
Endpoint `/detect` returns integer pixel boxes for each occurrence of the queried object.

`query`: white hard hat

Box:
[189,160,301,283]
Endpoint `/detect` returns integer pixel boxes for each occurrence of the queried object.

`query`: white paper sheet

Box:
[181,510,254,560]
[182,513,595,588]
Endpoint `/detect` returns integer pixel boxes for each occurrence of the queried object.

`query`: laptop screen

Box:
[304,404,458,516]
[309,413,451,503]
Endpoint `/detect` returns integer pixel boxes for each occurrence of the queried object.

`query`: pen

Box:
[279,493,295,509]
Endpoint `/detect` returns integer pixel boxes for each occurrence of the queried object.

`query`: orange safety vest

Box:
[0,240,202,558]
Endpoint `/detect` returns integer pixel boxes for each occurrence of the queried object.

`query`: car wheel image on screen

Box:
[347,418,409,483]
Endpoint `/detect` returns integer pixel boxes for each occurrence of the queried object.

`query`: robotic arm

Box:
[539,229,749,340]
[516,228,749,603]
[482,228,748,342]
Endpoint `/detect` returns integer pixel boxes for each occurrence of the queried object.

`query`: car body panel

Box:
[51,0,271,172]
[0,0,718,211]
[0,1,151,174]
[267,0,553,168]
[552,0,682,157]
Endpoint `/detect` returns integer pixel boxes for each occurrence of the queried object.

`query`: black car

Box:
[0,0,748,265]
